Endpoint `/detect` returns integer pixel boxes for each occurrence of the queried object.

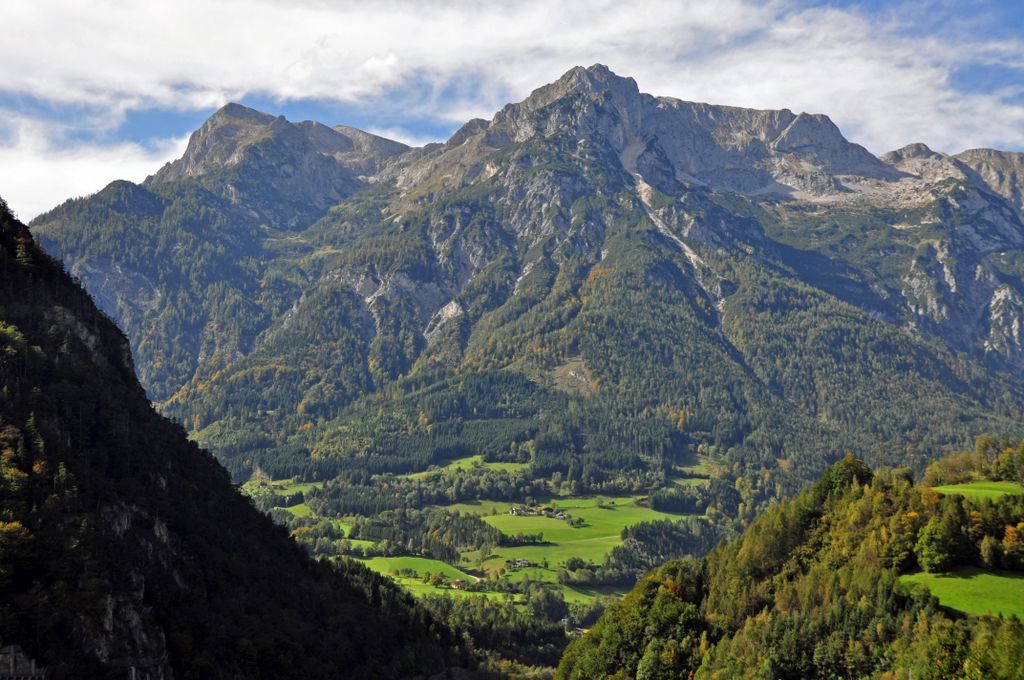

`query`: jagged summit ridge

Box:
[511,63,643,116]
[147,103,281,182]
[409,64,898,197]
[144,102,410,228]
[148,102,409,185]
[955,148,1024,216]
[139,65,1023,208]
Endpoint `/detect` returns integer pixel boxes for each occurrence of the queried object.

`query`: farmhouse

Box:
[507,558,535,569]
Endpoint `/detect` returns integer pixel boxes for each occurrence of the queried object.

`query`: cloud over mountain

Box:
[1,0,1023,218]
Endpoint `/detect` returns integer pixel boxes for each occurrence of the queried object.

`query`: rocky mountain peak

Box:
[514,64,642,114]
[955,148,1024,217]
[876,142,973,188]
[444,64,896,197]
[143,104,409,229]
[446,118,490,147]
[957,147,1024,165]
[210,101,276,125]
[146,102,288,183]
[332,123,410,157]
[772,112,852,154]
[146,104,408,187]
[486,64,646,143]
[881,142,942,163]
[551,63,641,102]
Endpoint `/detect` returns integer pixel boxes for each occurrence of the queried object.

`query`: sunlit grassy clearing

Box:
[459,497,693,584]
[404,454,530,479]
[284,503,311,517]
[391,578,515,600]
[483,496,683,546]
[932,481,1024,501]
[900,567,1024,618]
[359,555,478,582]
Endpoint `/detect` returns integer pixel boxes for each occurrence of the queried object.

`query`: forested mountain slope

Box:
[0,198,469,678]
[556,454,1024,679]
[31,65,1024,514]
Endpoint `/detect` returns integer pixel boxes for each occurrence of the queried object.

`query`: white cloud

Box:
[365,126,444,149]
[0,114,187,221]
[1,0,1023,216]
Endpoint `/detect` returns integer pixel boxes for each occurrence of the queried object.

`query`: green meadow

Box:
[284,502,312,517]
[455,495,692,573]
[932,481,1024,501]
[243,478,324,496]
[391,578,515,600]
[360,555,478,582]
[273,480,323,495]
[900,567,1024,618]
[404,454,530,480]
[354,556,517,601]
[672,476,709,488]
[351,495,695,602]
[250,476,703,604]
[352,555,597,603]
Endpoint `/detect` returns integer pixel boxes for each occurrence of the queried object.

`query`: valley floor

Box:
[245,464,704,605]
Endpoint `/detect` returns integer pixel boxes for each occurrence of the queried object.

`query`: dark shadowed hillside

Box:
[0,197,470,678]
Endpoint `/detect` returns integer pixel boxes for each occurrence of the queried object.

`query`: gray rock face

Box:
[955,148,1024,217]
[146,103,409,229]
[390,66,1024,379]
[456,64,900,197]
[148,103,278,182]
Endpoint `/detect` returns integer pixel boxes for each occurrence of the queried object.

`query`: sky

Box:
[1,0,1023,221]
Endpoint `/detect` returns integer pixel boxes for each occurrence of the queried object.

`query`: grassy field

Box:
[459,496,691,575]
[932,481,1024,501]
[496,565,626,602]
[238,477,327,518]
[243,478,323,495]
[468,496,693,602]
[485,496,681,536]
[900,567,1024,618]
[444,499,519,515]
[404,454,531,480]
[672,476,709,488]
[355,557,528,601]
[353,555,609,602]
[283,502,311,518]
[359,555,479,582]
[272,480,323,495]
[250,476,695,605]
[335,511,636,604]
[391,578,516,600]
[673,457,713,477]
[559,584,623,604]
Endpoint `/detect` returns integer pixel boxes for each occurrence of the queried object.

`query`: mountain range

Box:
[30,64,1024,513]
